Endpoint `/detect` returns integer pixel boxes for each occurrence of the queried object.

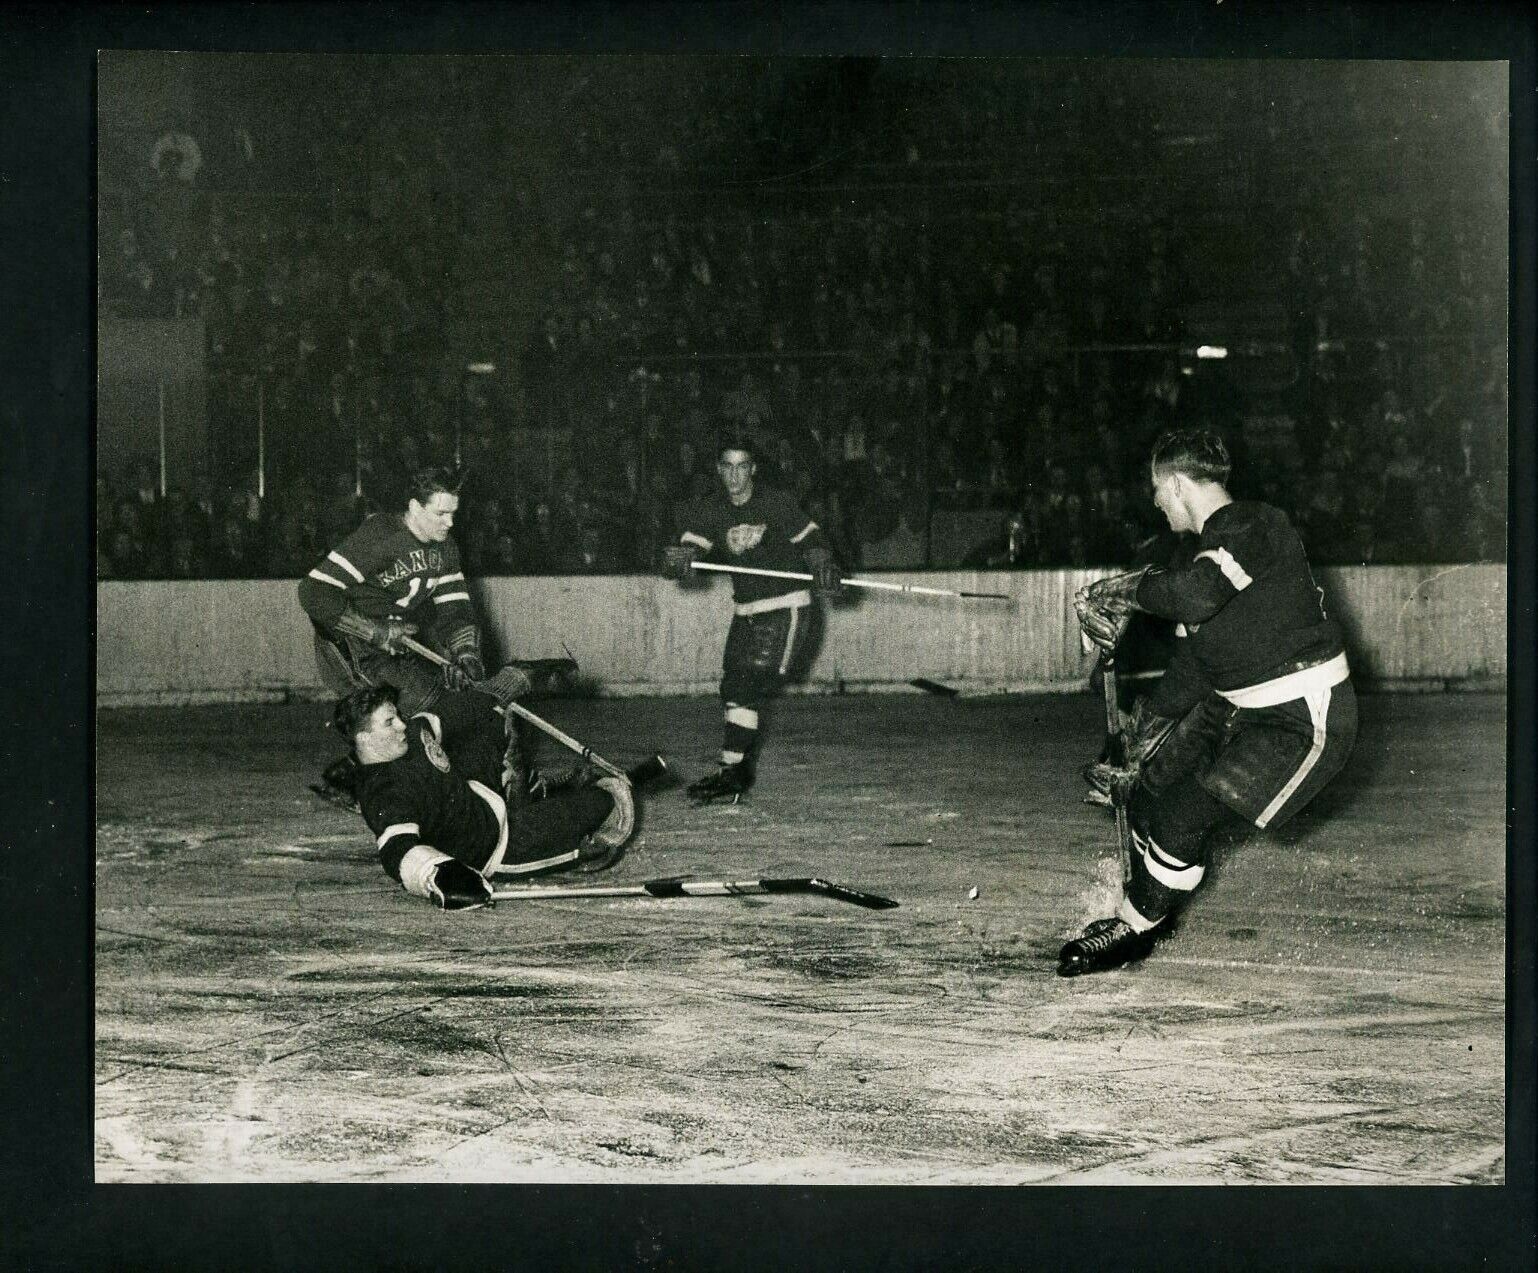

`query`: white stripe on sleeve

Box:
[377,822,421,848]
[307,569,347,590]
[328,551,366,583]
[1194,547,1253,591]
[433,591,472,604]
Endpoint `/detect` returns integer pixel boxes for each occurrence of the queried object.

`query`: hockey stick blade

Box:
[760,878,901,909]
[490,875,899,909]
[909,677,959,697]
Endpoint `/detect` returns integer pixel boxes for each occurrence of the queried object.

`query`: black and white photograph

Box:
[73,6,1530,1240]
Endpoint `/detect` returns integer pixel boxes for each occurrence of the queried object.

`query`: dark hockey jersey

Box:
[356,715,504,880]
[677,484,823,611]
[1136,500,1347,717]
[297,513,475,640]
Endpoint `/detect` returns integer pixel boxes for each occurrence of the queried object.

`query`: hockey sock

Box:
[1121,777,1229,928]
[721,701,759,767]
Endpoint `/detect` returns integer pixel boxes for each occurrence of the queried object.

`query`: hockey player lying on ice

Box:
[330,684,636,910]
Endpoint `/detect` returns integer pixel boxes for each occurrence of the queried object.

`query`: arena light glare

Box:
[1195,345,1228,360]
[466,362,496,374]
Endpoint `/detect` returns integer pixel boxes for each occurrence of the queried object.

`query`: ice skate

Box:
[1056,916,1157,977]
[687,761,752,806]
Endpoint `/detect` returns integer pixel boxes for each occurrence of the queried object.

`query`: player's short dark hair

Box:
[716,435,755,460]
[331,683,400,745]
[1150,428,1231,485]
[403,466,463,510]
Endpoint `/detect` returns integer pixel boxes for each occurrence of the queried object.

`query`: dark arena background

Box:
[94,49,1514,1194]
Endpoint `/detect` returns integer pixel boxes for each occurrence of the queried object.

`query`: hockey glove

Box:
[476,663,535,707]
[1074,593,1133,652]
[1083,566,1150,611]
[427,858,494,911]
[661,542,699,582]
[442,650,487,692]
[334,607,420,657]
[511,656,580,693]
[1084,698,1180,802]
[805,546,844,599]
[1125,696,1180,766]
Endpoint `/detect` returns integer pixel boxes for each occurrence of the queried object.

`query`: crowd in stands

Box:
[97,60,1506,581]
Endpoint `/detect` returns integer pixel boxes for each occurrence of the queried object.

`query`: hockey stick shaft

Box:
[689,560,1007,601]
[490,876,899,909]
[401,636,626,779]
[1101,654,1134,886]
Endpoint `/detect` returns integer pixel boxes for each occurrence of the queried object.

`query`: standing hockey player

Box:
[298,466,548,806]
[1061,427,1357,975]
[331,684,637,910]
[661,438,842,804]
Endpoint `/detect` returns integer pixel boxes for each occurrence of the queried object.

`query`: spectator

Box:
[151,128,204,184]
[209,513,262,577]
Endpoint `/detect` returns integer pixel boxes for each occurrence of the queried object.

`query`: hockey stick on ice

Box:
[401,635,628,780]
[689,560,1009,601]
[491,875,900,910]
[1099,651,1134,887]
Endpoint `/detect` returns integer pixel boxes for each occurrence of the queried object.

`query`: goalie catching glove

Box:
[333,608,419,656]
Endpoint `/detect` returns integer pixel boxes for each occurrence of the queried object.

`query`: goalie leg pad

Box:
[587,775,635,850]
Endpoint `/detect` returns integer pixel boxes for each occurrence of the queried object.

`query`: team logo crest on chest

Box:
[726,523,767,555]
[421,728,451,773]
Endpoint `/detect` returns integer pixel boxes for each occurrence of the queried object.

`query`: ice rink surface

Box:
[95,691,1506,1183]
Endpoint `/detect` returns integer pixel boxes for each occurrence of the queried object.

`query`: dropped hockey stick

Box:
[401,636,628,780]
[689,561,1009,601]
[491,875,899,910]
[1100,652,1134,886]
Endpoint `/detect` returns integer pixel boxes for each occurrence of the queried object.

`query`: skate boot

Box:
[687,761,753,806]
[1056,917,1158,977]
[310,755,361,814]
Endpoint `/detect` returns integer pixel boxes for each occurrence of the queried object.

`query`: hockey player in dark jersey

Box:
[298,467,549,809]
[331,683,636,910]
[1061,428,1357,976]
[660,438,842,804]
